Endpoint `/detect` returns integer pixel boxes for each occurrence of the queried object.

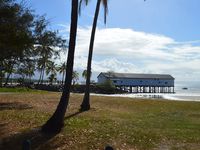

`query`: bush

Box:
[97,80,116,94]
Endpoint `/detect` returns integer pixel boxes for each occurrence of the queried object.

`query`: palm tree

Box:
[82,69,92,81]
[72,71,79,85]
[58,62,66,85]
[82,69,87,80]
[37,57,47,84]
[48,73,57,85]
[80,0,108,111]
[35,17,65,85]
[46,61,57,85]
[42,0,79,133]
[46,61,57,75]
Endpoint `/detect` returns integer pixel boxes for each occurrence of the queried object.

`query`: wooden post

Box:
[130,86,132,93]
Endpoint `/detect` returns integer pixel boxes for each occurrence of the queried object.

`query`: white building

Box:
[97,72,175,93]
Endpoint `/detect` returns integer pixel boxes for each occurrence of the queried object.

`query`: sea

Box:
[91,81,200,102]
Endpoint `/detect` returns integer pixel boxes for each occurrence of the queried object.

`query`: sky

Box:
[25,0,200,82]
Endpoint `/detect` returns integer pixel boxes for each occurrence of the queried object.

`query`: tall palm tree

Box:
[82,69,92,81]
[80,0,108,111]
[37,57,47,84]
[46,61,57,85]
[26,60,35,83]
[42,0,79,133]
[48,73,57,85]
[58,62,66,85]
[72,70,79,85]
[35,17,65,85]
[82,69,87,80]
[46,61,57,76]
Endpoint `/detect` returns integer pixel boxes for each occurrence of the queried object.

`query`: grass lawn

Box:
[0,93,200,150]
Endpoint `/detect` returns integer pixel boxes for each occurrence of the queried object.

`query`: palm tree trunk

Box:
[80,0,101,111]
[37,70,42,84]
[41,66,45,84]
[4,58,16,87]
[62,71,65,85]
[42,0,79,133]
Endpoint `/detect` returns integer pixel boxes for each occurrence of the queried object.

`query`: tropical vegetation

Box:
[0,0,66,87]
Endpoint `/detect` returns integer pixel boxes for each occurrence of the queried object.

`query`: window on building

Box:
[165,82,168,84]
[113,80,117,83]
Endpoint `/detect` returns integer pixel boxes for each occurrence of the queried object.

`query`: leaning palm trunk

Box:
[80,0,101,111]
[42,0,79,133]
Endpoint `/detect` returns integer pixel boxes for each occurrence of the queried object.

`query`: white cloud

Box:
[58,25,200,81]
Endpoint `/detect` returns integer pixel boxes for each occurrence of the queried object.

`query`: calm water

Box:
[166,81,200,101]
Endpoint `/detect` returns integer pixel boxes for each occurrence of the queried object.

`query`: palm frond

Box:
[102,0,108,24]
[79,0,90,16]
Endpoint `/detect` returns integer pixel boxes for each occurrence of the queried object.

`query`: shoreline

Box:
[89,93,200,102]
[0,91,200,102]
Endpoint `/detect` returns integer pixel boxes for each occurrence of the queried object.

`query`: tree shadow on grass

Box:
[0,111,86,150]
[0,102,32,111]
[0,127,57,150]
[64,110,83,120]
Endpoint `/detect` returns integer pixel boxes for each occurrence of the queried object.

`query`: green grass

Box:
[0,93,200,150]
[0,87,47,93]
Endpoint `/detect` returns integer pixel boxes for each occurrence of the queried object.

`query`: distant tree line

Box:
[0,0,70,87]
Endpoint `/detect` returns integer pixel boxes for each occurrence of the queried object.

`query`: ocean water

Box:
[165,81,200,101]
[91,81,200,102]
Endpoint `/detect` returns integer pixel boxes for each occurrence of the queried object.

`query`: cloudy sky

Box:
[27,0,200,82]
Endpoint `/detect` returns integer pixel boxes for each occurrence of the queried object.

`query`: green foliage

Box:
[82,69,92,80]
[72,71,79,85]
[97,79,116,94]
[48,73,57,85]
[0,0,66,86]
[58,62,66,84]
[0,0,34,61]
[35,16,66,84]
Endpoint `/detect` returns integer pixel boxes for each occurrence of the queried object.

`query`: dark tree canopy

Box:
[0,0,66,86]
[0,0,34,61]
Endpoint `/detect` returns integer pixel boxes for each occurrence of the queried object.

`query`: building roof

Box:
[98,72,175,80]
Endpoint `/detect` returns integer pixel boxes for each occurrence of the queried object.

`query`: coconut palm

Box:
[58,62,66,85]
[80,0,108,111]
[46,61,57,76]
[82,69,92,81]
[26,60,35,83]
[42,0,79,133]
[72,71,79,85]
[46,61,57,84]
[35,17,65,85]
[48,73,57,85]
[82,69,87,80]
